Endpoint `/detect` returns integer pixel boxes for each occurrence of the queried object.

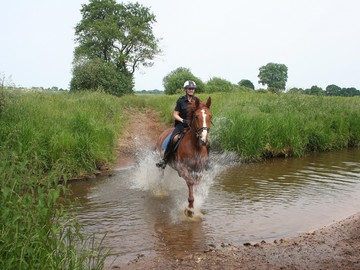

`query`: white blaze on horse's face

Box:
[200,109,208,143]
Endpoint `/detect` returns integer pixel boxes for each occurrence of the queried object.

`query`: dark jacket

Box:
[174,95,198,127]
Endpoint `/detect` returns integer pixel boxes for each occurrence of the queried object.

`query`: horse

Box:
[156,97,212,217]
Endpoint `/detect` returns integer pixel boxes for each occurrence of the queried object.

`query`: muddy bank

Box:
[112,109,360,270]
[112,212,360,269]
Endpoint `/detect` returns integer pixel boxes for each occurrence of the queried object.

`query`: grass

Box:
[0,90,126,178]
[120,92,360,161]
[1,88,360,268]
[0,89,124,269]
[0,144,109,269]
[209,92,360,160]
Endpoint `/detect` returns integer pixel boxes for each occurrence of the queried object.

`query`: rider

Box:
[156,80,198,169]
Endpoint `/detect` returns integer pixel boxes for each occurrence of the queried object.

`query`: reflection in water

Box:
[68,148,360,265]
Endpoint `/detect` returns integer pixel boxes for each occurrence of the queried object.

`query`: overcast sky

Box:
[1,0,359,90]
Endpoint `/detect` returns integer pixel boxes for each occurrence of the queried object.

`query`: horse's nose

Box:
[200,139,208,145]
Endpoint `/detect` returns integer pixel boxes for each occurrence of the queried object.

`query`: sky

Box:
[1,0,359,90]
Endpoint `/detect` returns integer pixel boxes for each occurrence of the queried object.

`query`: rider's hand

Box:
[183,119,190,127]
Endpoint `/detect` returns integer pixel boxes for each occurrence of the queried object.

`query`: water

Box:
[68,148,360,265]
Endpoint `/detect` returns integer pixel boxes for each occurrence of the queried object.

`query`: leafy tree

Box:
[238,79,255,90]
[73,0,161,93]
[205,77,236,93]
[70,58,133,96]
[325,84,341,96]
[258,63,288,93]
[304,85,324,96]
[341,87,360,97]
[287,87,304,94]
[162,67,204,95]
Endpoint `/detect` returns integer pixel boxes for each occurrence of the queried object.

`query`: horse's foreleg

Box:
[178,164,195,217]
[187,181,194,209]
[184,174,195,217]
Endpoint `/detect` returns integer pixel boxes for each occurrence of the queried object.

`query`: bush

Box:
[238,79,255,90]
[70,58,134,96]
[205,77,236,93]
[163,67,205,94]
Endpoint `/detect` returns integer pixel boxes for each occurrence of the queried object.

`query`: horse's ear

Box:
[206,97,211,108]
[195,97,200,109]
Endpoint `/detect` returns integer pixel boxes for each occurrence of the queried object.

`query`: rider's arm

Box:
[173,111,184,123]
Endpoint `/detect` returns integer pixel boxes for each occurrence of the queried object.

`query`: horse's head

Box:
[189,97,212,146]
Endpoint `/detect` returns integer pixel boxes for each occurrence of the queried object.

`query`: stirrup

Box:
[156,160,167,169]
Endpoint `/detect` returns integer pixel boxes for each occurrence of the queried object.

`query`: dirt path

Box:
[115,108,168,168]
[114,109,360,270]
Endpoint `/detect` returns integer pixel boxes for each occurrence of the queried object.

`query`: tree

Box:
[70,58,133,96]
[341,87,360,97]
[238,79,255,90]
[73,0,161,93]
[287,87,304,94]
[162,67,204,95]
[325,84,341,96]
[205,77,236,93]
[258,63,288,93]
[304,85,324,96]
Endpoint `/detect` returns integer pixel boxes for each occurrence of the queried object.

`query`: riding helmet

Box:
[183,80,197,89]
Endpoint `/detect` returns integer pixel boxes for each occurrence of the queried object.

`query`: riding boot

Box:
[156,141,173,169]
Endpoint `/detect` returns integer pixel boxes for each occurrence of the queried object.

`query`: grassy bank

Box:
[209,92,360,160]
[2,90,360,173]
[0,90,127,178]
[134,92,360,161]
[0,90,126,269]
[1,89,360,268]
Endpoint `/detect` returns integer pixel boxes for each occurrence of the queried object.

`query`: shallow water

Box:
[68,148,360,265]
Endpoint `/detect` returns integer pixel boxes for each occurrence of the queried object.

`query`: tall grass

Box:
[0,89,126,269]
[0,90,126,178]
[126,92,360,161]
[0,139,109,269]
[209,92,360,160]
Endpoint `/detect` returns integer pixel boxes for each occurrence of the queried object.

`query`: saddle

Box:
[161,131,185,152]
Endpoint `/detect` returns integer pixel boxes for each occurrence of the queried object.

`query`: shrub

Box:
[163,67,205,94]
[70,58,134,96]
[205,77,236,93]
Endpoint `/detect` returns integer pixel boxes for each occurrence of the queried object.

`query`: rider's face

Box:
[186,88,195,96]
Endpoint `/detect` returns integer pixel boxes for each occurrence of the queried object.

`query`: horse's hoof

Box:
[184,207,194,217]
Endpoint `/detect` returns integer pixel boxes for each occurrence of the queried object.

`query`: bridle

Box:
[190,109,211,145]
[194,126,210,138]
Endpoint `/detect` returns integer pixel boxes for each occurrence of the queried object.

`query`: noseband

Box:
[195,127,210,139]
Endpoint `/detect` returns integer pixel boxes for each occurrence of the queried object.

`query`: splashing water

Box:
[128,149,239,217]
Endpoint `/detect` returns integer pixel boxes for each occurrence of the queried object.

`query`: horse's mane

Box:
[187,97,207,120]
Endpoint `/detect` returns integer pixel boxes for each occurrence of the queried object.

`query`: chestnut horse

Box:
[156,97,212,217]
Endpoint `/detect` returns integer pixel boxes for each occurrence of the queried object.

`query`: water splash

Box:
[194,151,239,211]
[128,149,239,216]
